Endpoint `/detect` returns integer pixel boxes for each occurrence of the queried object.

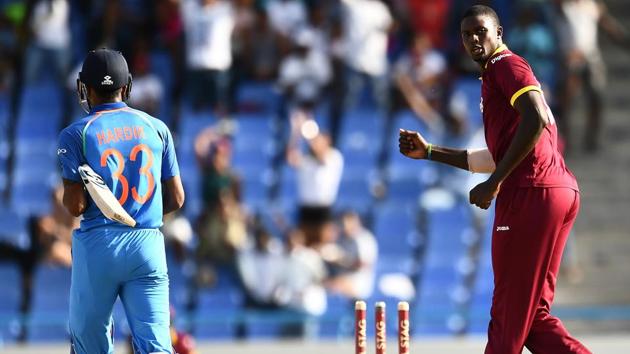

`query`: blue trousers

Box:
[69,228,172,354]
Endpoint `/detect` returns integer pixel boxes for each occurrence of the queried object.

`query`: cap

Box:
[79,49,130,91]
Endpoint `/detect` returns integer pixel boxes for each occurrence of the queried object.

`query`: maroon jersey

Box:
[481,45,578,190]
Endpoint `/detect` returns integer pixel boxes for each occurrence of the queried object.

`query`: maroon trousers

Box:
[485,187,591,354]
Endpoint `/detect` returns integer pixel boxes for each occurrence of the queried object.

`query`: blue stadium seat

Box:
[236,81,280,114]
[241,173,272,212]
[232,150,271,180]
[233,113,273,140]
[11,81,62,218]
[413,199,474,335]
[27,265,71,342]
[0,115,8,163]
[312,103,331,133]
[0,264,21,315]
[178,111,215,147]
[319,293,352,337]
[31,266,71,312]
[17,82,63,136]
[166,255,190,309]
[390,110,434,145]
[10,148,58,216]
[0,93,9,133]
[385,176,424,202]
[14,139,56,157]
[451,77,483,130]
[193,269,243,339]
[0,139,8,196]
[179,166,202,220]
[468,223,494,334]
[414,262,463,335]
[371,202,419,256]
[336,175,374,211]
[0,170,7,198]
[0,204,30,249]
[15,118,59,139]
[150,51,174,92]
[11,183,55,217]
[148,51,174,125]
[276,165,298,208]
[386,110,440,185]
[338,108,383,178]
[341,108,383,137]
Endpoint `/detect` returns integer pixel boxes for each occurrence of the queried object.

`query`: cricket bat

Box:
[78,164,136,227]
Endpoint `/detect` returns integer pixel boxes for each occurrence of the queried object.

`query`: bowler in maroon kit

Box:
[399,5,591,354]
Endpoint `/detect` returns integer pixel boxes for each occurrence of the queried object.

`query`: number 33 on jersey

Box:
[57,102,180,231]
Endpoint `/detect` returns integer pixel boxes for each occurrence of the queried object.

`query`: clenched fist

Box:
[399,129,429,159]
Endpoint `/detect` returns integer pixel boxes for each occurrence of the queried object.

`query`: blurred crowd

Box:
[1,0,629,343]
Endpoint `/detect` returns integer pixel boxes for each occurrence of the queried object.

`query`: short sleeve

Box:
[492,55,541,107]
[158,122,180,181]
[57,126,85,182]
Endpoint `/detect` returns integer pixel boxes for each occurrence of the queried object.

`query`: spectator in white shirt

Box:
[278,28,331,113]
[339,0,392,111]
[25,0,71,84]
[236,223,327,338]
[236,222,286,316]
[286,114,344,247]
[180,0,235,113]
[276,228,328,337]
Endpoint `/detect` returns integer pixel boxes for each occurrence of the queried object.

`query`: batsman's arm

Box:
[62,179,87,217]
[162,175,185,215]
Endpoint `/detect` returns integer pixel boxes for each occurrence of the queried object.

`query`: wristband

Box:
[427,143,433,160]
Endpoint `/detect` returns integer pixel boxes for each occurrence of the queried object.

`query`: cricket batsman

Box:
[58,49,185,353]
[399,5,591,354]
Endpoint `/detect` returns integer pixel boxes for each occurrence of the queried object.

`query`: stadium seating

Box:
[414,198,473,335]
[451,77,483,130]
[27,265,71,341]
[0,43,501,343]
[338,108,383,179]
[236,81,280,114]
[150,50,175,126]
[10,80,63,216]
[177,110,216,220]
[0,92,8,195]
[372,202,421,256]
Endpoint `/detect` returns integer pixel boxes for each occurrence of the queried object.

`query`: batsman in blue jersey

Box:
[57,49,185,354]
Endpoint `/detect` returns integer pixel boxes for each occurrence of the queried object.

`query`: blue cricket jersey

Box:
[57,102,180,231]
